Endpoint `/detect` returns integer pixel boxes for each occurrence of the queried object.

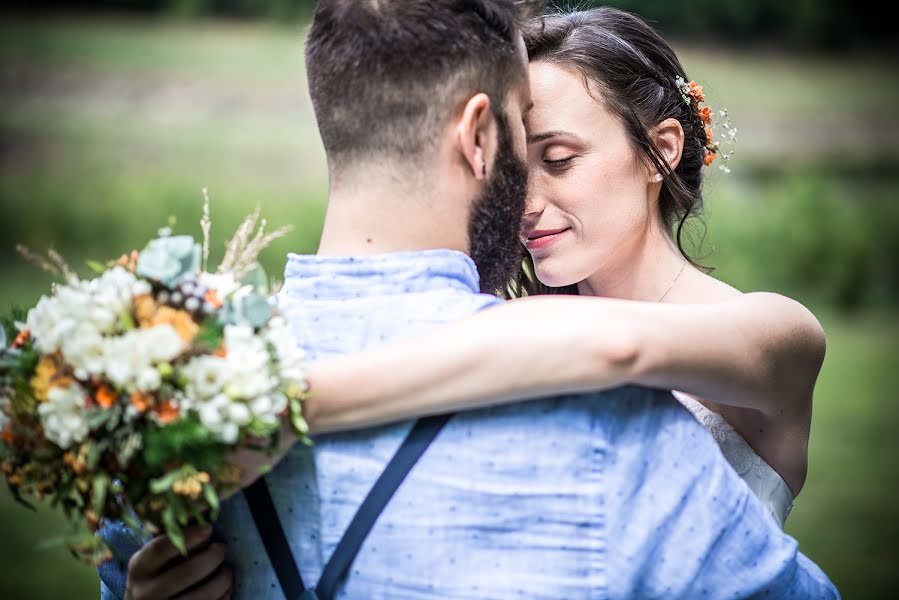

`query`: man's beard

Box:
[467,112,529,294]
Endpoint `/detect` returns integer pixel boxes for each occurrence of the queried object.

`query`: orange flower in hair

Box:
[688,81,704,104]
[703,151,717,166]
[699,106,712,125]
[705,127,714,145]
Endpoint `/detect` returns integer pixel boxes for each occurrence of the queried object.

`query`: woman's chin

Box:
[534,263,580,290]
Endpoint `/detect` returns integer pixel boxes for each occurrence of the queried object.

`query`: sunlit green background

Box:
[1,2,897,598]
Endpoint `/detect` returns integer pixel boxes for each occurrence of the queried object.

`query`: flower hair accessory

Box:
[674,75,737,173]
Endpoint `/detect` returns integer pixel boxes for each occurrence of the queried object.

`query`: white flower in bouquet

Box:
[37,384,93,450]
[140,324,185,364]
[265,316,307,387]
[195,393,251,444]
[181,356,230,402]
[248,392,288,425]
[62,324,107,379]
[26,291,85,354]
[104,325,184,392]
[222,325,277,400]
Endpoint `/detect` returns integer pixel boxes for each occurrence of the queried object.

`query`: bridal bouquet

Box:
[0,194,310,564]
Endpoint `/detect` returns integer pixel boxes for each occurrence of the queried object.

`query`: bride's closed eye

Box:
[544,155,577,170]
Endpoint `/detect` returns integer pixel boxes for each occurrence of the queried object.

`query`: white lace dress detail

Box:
[672,391,794,528]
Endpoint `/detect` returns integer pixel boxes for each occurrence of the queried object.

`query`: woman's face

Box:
[522,62,655,288]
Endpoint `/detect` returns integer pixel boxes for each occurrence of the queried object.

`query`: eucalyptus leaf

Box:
[0,327,6,348]
[136,235,201,288]
[221,293,273,328]
[240,263,269,296]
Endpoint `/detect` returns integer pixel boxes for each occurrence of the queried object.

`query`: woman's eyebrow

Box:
[527,130,579,145]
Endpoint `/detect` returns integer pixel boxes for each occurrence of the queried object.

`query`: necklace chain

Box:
[657,261,687,303]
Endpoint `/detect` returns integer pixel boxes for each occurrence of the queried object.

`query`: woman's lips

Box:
[523,227,570,251]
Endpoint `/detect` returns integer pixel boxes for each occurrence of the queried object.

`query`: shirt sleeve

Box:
[602,386,839,599]
[96,517,147,600]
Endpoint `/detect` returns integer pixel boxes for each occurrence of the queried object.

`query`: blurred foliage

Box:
[10,0,897,49]
[695,166,899,311]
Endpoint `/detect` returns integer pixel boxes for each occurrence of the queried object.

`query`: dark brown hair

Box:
[508,6,710,297]
[304,0,544,171]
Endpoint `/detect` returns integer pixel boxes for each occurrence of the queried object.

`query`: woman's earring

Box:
[652,173,664,183]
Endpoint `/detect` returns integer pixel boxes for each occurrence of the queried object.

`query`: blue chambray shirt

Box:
[99,249,837,599]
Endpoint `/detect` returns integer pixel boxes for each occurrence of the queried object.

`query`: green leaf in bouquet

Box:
[162,504,187,556]
[143,415,225,474]
[149,467,187,495]
[116,431,143,468]
[86,260,108,274]
[137,235,202,288]
[91,474,110,517]
[172,495,191,527]
[86,441,105,470]
[289,396,311,444]
[1,307,27,345]
[195,319,225,352]
[117,310,136,332]
[202,483,219,521]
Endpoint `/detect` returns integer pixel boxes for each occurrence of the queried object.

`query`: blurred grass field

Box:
[1,13,897,599]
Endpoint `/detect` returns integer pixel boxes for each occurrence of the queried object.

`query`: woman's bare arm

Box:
[301,292,826,434]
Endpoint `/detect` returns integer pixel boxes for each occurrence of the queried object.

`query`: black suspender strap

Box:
[244,475,307,598]
[244,414,451,600]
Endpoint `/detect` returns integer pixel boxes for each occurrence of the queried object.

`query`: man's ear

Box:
[649,117,685,179]
[456,93,496,181]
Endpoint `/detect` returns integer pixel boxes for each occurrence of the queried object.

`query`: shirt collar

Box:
[281,249,482,299]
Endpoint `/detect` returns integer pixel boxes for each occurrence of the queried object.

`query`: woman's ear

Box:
[649,117,685,178]
[456,92,496,181]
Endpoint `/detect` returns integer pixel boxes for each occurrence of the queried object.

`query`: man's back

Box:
[207,250,836,599]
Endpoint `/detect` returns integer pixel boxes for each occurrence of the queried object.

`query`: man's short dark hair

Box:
[305,0,543,169]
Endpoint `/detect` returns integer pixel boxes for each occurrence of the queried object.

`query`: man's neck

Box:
[316,167,472,257]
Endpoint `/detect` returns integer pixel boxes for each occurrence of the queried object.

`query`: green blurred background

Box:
[1,1,896,598]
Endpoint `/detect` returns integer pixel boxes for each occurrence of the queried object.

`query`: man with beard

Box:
[99,1,836,599]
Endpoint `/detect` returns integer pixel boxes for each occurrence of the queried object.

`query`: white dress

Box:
[672,391,794,528]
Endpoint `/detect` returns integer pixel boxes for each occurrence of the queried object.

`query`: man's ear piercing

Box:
[482,160,487,177]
